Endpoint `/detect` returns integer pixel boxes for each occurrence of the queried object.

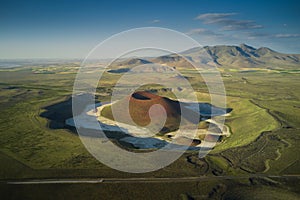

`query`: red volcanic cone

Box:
[101,91,200,133]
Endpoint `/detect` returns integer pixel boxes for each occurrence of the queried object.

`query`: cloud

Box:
[246,32,300,39]
[245,32,270,39]
[274,34,300,38]
[186,28,222,36]
[195,13,236,23]
[195,13,263,31]
[150,19,160,24]
[220,20,263,31]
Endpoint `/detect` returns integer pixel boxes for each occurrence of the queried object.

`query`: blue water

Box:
[0,59,75,69]
[0,62,22,68]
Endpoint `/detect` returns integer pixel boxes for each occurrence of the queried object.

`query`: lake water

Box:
[0,62,22,68]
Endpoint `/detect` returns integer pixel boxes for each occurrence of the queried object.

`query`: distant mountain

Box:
[107,57,175,73]
[109,44,300,70]
[184,44,300,69]
[149,44,300,69]
[107,58,153,73]
[151,55,184,63]
[114,58,152,67]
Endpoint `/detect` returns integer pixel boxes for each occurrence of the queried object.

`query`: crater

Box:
[131,92,151,100]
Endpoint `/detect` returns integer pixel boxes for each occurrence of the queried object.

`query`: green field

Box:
[0,63,299,199]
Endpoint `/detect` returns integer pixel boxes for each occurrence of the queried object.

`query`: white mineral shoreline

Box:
[66,101,231,149]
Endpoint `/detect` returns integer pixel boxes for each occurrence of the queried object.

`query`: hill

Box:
[106,44,300,72]
[152,44,300,69]
[108,58,151,69]
[100,91,200,133]
[203,44,300,68]
[107,58,176,73]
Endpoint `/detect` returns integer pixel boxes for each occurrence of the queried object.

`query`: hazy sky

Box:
[1,0,300,58]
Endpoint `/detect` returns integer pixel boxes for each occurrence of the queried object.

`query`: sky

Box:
[1,0,300,59]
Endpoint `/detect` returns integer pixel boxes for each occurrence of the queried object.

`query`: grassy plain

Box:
[0,63,299,199]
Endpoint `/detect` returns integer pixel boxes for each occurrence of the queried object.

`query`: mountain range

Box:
[185,44,300,69]
[111,44,300,71]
